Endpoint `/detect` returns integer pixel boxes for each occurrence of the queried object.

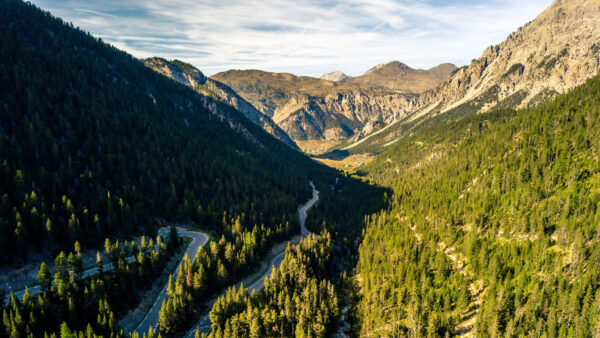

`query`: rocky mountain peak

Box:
[365,61,412,75]
[344,0,600,150]
[320,71,348,82]
[408,0,600,121]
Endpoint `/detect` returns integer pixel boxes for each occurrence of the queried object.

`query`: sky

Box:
[30,0,553,77]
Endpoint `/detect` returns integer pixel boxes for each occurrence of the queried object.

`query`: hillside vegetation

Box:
[143,58,297,148]
[0,0,326,266]
[354,72,600,336]
[0,2,389,336]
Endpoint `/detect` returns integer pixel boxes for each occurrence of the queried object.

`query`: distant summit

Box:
[320,71,348,82]
[213,61,456,145]
[345,61,457,94]
[364,61,412,75]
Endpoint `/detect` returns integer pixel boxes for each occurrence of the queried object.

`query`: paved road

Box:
[133,228,209,336]
[4,228,209,311]
[4,250,137,303]
[299,181,319,237]
[185,181,320,337]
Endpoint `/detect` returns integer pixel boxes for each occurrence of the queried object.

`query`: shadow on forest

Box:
[308,173,391,270]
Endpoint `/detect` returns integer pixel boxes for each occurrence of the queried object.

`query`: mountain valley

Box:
[1,0,600,337]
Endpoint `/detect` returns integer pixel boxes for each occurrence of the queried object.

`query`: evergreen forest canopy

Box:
[0,1,387,336]
[0,0,339,265]
[353,72,600,336]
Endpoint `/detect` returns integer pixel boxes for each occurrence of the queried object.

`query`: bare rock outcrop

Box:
[411,0,600,120]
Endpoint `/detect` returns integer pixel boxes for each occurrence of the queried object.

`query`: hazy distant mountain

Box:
[144,58,297,148]
[426,63,460,81]
[320,71,348,82]
[212,62,455,146]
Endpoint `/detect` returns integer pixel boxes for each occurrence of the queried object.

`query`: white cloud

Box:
[31,0,553,76]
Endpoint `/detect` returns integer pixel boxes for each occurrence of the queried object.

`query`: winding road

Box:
[5,182,319,337]
[185,181,320,337]
[4,257,136,303]
[3,227,202,304]
[133,228,209,336]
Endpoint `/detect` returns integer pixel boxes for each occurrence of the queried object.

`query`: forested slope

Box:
[0,0,329,265]
[354,72,600,336]
[0,1,389,336]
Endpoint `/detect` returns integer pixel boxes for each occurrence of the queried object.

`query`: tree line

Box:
[156,219,297,334]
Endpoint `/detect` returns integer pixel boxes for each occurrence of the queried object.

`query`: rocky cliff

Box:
[412,0,600,121]
[144,58,297,148]
[212,62,454,142]
[343,0,600,151]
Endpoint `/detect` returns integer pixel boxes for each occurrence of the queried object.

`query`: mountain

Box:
[344,0,600,153]
[212,62,455,147]
[143,57,297,148]
[426,62,460,81]
[355,70,600,337]
[345,61,457,93]
[416,0,600,116]
[320,71,348,82]
[0,0,334,267]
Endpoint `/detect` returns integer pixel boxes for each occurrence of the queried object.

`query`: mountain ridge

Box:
[212,62,455,146]
[144,57,298,148]
[341,0,600,152]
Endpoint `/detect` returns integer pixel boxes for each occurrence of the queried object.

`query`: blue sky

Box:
[31,0,553,77]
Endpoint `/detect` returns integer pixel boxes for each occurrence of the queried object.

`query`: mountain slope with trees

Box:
[0,2,388,336]
[353,71,600,336]
[0,0,332,268]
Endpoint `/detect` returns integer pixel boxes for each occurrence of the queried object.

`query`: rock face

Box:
[342,0,600,151]
[212,62,454,141]
[144,58,297,148]
[411,0,600,121]
[145,58,206,87]
[320,71,348,82]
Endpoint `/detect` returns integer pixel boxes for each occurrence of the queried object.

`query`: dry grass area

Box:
[296,139,341,155]
[315,153,375,170]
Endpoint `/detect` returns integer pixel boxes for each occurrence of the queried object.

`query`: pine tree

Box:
[59,322,76,338]
[37,262,52,292]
